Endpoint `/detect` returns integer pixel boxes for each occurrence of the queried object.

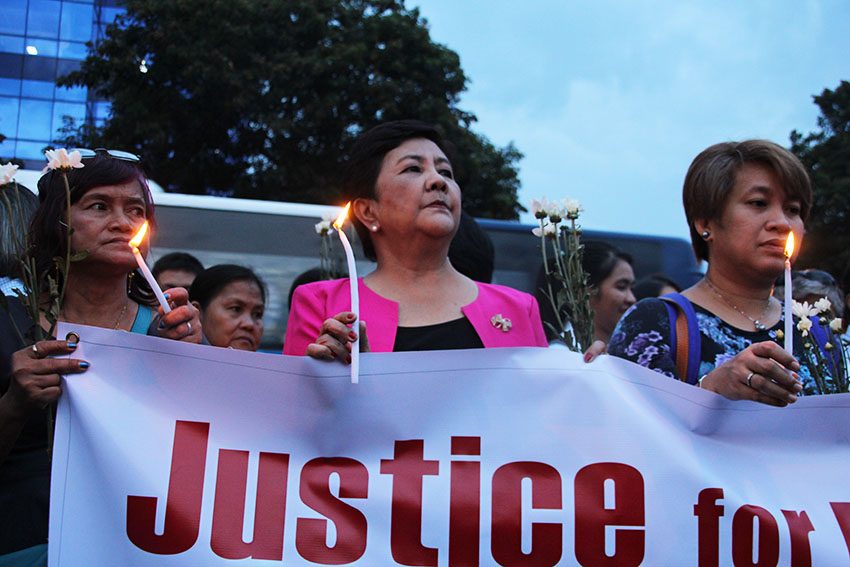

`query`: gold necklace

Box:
[62,300,129,330]
[704,277,771,331]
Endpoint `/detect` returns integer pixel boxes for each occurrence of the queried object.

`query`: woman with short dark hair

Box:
[609,139,825,404]
[190,264,266,351]
[284,120,547,357]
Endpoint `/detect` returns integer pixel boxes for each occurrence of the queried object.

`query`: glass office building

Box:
[0,0,123,168]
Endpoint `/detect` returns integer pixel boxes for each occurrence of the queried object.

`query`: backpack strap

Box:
[660,293,701,384]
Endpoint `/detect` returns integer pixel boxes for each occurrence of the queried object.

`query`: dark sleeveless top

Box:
[393,317,484,352]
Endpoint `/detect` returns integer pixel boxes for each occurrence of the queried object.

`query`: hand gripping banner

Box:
[49,324,850,565]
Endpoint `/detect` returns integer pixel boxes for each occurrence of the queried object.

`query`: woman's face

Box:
[367,138,461,246]
[590,259,636,340]
[198,280,265,351]
[69,181,147,272]
[704,163,805,279]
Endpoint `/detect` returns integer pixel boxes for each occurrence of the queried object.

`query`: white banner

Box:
[49,324,850,566]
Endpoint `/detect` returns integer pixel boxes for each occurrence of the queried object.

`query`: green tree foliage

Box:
[790,80,850,274]
[58,0,523,218]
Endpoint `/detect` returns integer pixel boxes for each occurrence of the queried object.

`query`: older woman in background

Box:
[609,140,820,405]
[284,120,547,357]
[190,264,266,351]
[0,150,201,562]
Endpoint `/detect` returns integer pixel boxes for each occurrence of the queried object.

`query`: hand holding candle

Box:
[783,232,795,354]
[333,203,360,384]
[129,221,171,314]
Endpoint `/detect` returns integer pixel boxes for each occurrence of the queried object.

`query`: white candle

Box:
[333,204,360,384]
[783,232,795,353]
[129,221,171,314]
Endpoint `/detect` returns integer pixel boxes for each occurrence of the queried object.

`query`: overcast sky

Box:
[413,0,850,240]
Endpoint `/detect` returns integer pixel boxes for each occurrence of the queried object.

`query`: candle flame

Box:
[129,221,149,249]
[333,202,351,230]
[784,232,795,258]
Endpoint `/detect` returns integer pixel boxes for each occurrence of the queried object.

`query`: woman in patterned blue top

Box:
[609,139,816,406]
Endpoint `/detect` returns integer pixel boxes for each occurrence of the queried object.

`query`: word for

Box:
[693,488,850,567]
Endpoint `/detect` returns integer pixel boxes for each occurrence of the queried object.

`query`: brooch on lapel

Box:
[490,314,512,332]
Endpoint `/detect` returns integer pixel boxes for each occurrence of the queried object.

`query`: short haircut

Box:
[0,183,38,277]
[189,264,266,310]
[341,119,456,261]
[683,139,812,262]
[152,252,204,279]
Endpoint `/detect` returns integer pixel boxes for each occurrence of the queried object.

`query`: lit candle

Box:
[783,232,795,353]
[129,221,171,314]
[333,203,360,384]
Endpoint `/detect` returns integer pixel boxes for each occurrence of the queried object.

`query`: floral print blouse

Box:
[608,298,823,396]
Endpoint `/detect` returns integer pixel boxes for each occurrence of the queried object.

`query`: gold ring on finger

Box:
[32,343,42,358]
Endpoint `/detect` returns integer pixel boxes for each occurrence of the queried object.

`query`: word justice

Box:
[126,421,647,565]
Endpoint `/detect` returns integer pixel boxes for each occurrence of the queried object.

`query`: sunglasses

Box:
[70,148,141,162]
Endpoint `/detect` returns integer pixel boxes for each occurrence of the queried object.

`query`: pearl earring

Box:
[701,230,710,239]
[371,225,378,232]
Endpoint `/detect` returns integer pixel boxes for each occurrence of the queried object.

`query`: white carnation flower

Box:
[561,198,582,219]
[532,223,558,238]
[829,318,843,332]
[813,297,832,314]
[0,163,18,185]
[314,220,332,235]
[791,301,817,319]
[797,317,813,337]
[43,148,84,173]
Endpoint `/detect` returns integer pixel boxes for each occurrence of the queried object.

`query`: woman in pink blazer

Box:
[284,120,548,358]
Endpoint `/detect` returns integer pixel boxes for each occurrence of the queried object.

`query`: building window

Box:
[18,98,52,140]
[0,78,22,97]
[16,140,49,160]
[58,40,88,60]
[26,1,62,40]
[55,83,87,102]
[21,79,55,99]
[52,100,86,132]
[0,34,26,54]
[60,2,94,42]
[0,96,21,137]
[0,2,27,35]
[23,37,59,58]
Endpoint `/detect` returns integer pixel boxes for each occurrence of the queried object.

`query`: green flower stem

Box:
[50,172,73,338]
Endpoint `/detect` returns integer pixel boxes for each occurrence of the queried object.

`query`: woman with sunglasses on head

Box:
[0,149,201,563]
[608,140,834,405]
